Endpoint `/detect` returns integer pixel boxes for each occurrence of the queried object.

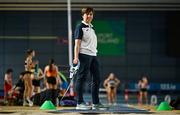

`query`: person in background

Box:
[14,72,25,96]
[32,61,43,94]
[4,68,13,105]
[23,49,36,106]
[13,72,25,105]
[138,75,149,104]
[44,58,61,106]
[103,73,120,105]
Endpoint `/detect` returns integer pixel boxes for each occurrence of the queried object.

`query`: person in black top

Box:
[13,72,25,105]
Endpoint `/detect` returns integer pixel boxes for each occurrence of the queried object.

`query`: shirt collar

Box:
[82,21,93,27]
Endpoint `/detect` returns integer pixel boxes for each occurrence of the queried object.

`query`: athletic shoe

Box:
[27,98,33,107]
[92,103,109,110]
[4,100,8,105]
[76,102,92,110]
[28,101,33,107]
[113,103,117,106]
[23,100,29,106]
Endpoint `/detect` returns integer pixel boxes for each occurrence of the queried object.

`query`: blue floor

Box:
[49,104,151,114]
[83,93,179,105]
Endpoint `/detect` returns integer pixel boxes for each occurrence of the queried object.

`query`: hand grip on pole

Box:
[69,60,80,78]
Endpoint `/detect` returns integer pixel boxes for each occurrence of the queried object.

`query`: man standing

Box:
[73,7,106,110]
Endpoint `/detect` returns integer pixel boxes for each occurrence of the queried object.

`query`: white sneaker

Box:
[113,103,117,106]
[28,101,33,107]
[23,100,29,106]
[27,98,33,107]
[76,103,92,110]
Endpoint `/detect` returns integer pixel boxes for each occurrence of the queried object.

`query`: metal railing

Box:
[0,2,180,11]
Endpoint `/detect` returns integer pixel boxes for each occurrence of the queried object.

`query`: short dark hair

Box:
[6,68,13,74]
[26,49,34,56]
[81,7,94,16]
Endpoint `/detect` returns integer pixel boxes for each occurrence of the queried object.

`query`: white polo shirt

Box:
[74,21,97,56]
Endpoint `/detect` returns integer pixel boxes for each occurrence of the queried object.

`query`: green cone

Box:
[157,101,172,111]
[40,100,56,110]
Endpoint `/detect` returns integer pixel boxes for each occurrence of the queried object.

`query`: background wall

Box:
[0,11,180,91]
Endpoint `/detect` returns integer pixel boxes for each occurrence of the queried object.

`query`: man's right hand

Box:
[73,58,78,65]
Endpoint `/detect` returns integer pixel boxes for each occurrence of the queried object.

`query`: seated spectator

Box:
[13,72,25,105]
[4,68,13,105]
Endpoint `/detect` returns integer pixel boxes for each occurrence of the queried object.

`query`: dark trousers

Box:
[75,53,100,104]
